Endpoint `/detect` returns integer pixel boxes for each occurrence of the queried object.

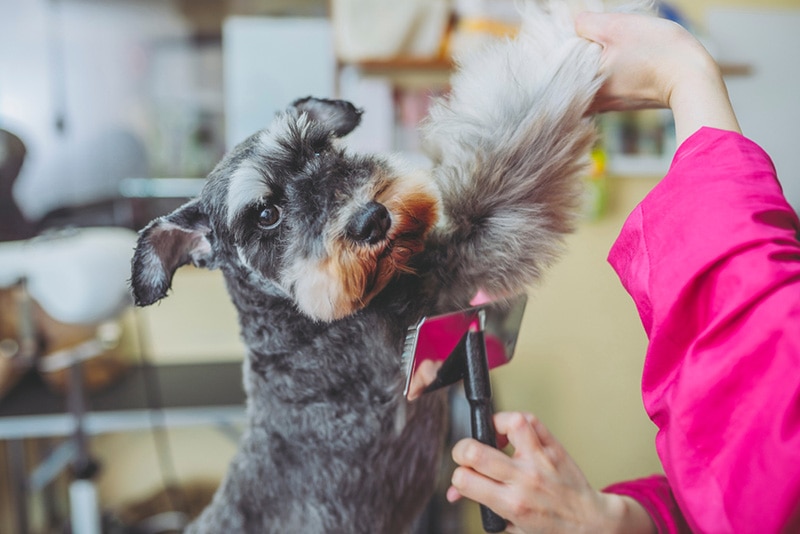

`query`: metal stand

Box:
[66,355,102,534]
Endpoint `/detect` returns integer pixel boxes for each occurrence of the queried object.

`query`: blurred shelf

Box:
[607,154,672,178]
[347,59,751,77]
[348,57,453,74]
[120,177,205,199]
[720,62,753,77]
[339,56,453,88]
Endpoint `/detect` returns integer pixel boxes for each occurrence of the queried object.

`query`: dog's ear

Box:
[130,199,215,306]
[292,96,363,137]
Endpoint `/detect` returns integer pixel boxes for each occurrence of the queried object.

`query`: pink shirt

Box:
[604,128,800,533]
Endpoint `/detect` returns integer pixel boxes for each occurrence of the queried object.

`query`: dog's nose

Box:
[346,201,391,244]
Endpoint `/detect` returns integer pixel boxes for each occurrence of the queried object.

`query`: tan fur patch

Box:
[338,173,440,313]
[290,171,440,321]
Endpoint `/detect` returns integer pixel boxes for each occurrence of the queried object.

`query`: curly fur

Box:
[130,2,606,532]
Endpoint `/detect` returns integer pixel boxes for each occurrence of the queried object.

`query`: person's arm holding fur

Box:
[607,134,800,534]
[576,11,740,141]
[583,12,800,532]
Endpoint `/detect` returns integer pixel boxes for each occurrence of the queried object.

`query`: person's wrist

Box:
[664,46,722,111]
[596,492,656,534]
[662,38,741,144]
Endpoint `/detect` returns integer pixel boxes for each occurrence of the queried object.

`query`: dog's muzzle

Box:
[345,201,391,245]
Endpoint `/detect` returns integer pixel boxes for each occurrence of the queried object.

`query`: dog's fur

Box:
[130,3,603,532]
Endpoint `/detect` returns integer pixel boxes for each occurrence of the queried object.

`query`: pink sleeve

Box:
[607,127,800,533]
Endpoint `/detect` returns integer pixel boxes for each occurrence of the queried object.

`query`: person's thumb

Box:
[574,11,608,45]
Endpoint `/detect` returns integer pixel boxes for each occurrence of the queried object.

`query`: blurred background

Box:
[1,0,798,532]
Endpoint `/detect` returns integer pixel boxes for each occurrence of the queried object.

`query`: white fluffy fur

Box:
[226,162,273,226]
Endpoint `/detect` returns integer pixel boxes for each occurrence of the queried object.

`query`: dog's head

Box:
[130,97,440,321]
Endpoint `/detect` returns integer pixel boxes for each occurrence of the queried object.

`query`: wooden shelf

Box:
[344,57,752,75]
[337,56,453,89]
[349,57,453,75]
[720,63,753,77]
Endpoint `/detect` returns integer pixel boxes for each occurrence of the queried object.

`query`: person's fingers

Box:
[406,359,441,400]
[445,485,462,503]
[495,431,510,450]
[525,413,559,449]
[494,412,571,473]
[574,10,610,45]
[452,437,519,483]
[575,11,649,48]
[449,465,506,511]
[493,412,546,460]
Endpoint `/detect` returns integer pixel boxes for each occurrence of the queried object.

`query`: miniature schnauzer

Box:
[130,2,603,532]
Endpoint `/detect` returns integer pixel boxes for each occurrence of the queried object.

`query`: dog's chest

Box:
[241,300,403,404]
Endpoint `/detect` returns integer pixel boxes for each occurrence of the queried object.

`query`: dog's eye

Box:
[256,203,282,230]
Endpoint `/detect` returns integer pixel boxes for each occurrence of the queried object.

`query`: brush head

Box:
[403,294,528,399]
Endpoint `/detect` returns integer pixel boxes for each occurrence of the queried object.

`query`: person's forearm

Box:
[667,53,741,145]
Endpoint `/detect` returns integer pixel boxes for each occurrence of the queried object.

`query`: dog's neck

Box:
[220,264,301,334]
[222,260,429,343]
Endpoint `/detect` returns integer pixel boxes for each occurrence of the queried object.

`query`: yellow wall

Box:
[134,267,245,363]
[674,0,800,26]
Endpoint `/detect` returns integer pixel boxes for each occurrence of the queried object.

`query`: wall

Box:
[670,0,800,23]
[0,0,192,220]
[707,7,800,211]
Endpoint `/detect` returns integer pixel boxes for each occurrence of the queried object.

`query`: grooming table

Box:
[0,361,246,534]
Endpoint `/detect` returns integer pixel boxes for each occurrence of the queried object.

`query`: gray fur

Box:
[130,3,603,533]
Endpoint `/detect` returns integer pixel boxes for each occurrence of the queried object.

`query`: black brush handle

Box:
[463,329,507,533]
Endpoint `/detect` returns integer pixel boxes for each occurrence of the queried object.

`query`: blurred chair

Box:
[0,129,139,533]
[0,128,36,242]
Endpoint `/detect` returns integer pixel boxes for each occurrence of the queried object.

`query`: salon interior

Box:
[1,0,798,532]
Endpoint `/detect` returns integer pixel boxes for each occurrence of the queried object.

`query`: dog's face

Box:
[131,98,440,321]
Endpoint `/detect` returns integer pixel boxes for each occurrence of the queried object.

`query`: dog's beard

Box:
[288,173,440,321]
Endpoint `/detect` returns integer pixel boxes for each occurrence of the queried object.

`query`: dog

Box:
[130,2,603,532]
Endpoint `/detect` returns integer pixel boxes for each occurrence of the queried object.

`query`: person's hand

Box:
[575,11,740,144]
[575,11,708,112]
[447,412,655,533]
[406,358,442,401]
